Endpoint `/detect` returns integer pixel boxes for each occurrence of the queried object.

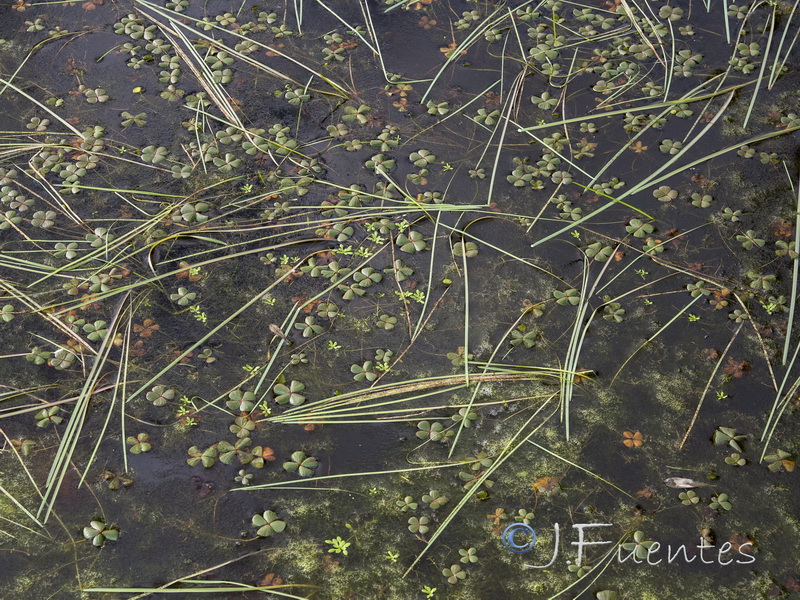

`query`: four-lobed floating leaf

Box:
[252,510,286,537]
[83,520,119,547]
[273,380,306,406]
[283,451,318,477]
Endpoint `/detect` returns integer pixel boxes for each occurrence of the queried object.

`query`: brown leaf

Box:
[622,431,644,447]
[723,358,750,378]
[486,508,507,525]
[484,91,502,106]
[191,475,214,498]
[573,369,592,383]
[532,476,561,494]
[772,218,794,238]
[78,293,104,311]
[440,43,466,59]
[260,573,283,587]
[265,43,285,57]
[785,576,800,592]
[321,554,340,575]
[756,325,774,338]
[690,173,707,186]
[133,318,160,338]
[728,533,754,553]
[709,288,731,311]
[175,260,201,282]
[418,16,436,29]
[629,141,648,153]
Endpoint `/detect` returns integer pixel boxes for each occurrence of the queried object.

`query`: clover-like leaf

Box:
[351,361,378,382]
[121,111,147,127]
[553,288,580,306]
[407,516,429,533]
[146,385,176,407]
[252,510,286,537]
[227,389,256,412]
[170,287,196,306]
[187,445,217,468]
[397,230,427,253]
[141,145,169,164]
[709,493,732,511]
[35,406,63,427]
[283,451,318,477]
[453,241,479,258]
[626,219,654,238]
[620,530,655,560]
[442,564,466,584]
[230,416,256,438]
[712,426,746,452]
[274,380,306,406]
[126,433,152,454]
[295,316,323,337]
[409,149,436,168]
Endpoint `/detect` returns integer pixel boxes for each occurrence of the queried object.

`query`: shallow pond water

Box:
[1,0,799,599]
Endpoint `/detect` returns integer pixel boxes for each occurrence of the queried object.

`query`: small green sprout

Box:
[325,535,351,555]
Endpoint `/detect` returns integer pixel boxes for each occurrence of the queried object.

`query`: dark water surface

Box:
[1,0,799,598]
